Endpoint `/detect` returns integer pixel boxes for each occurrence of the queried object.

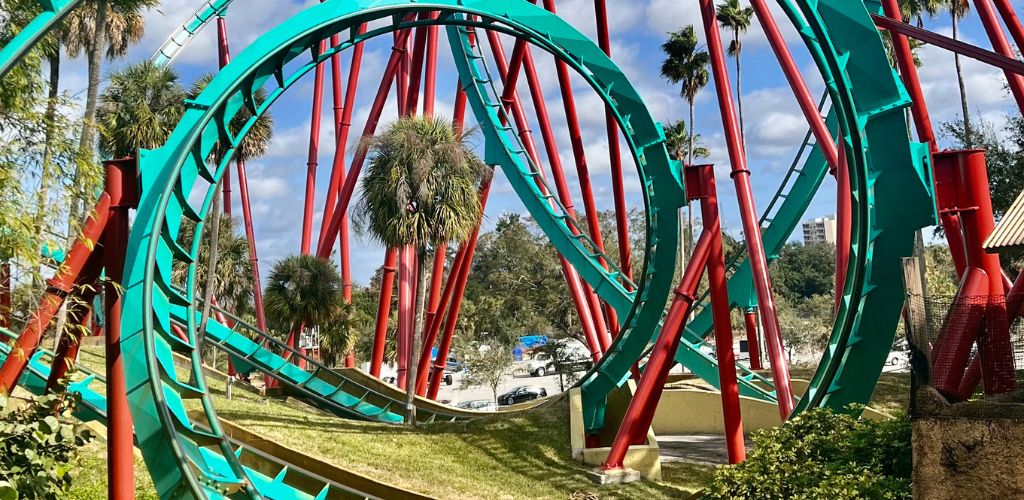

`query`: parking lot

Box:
[434,366,576,407]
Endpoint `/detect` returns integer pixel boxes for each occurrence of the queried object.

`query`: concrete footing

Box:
[587,467,641,485]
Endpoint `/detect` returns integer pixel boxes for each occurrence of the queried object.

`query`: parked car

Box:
[428,366,454,385]
[498,386,548,406]
[455,399,497,412]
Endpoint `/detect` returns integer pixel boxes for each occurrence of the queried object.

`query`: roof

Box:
[985,189,1024,253]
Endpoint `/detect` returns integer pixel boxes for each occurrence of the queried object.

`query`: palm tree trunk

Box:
[405,247,428,426]
[952,10,972,146]
[734,28,746,151]
[684,101,697,267]
[80,0,106,154]
[69,0,107,234]
[35,51,61,287]
[194,182,224,385]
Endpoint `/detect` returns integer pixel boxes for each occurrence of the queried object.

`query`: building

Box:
[802,216,837,245]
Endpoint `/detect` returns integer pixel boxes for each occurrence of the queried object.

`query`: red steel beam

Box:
[972,0,1024,114]
[749,0,839,170]
[0,193,111,393]
[692,163,746,463]
[602,230,712,471]
[484,30,604,358]
[45,251,104,390]
[216,16,233,216]
[316,26,414,259]
[396,245,415,390]
[949,150,1015,394]
[542,0,619,343]
[871,14,1024,77]
[369,248,398,377]
[878,2,938,150]
[699,0,794,419]
[300,39,330,255]
[104,158,136,499]
[593,0,633,288]
[992,0,1024,51]
[743,308,762,371]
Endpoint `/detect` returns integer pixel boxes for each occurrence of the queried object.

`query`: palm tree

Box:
[357,116,488,425]
[664,120,711,162]
[264,255,344,360]
[716,0,754,149]
[96,61,185,158]
[318,301,367,367]
[63,0,156,229]
[661,25,710,267]
[172,215,254,315]
[186,74,274,164]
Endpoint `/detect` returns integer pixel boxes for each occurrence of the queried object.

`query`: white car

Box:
[886,350,910,367]
[455,399,497,412]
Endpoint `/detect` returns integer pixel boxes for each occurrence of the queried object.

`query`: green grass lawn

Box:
[62,350,910,498]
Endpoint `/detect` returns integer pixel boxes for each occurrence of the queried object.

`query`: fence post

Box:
[902,256,931,415]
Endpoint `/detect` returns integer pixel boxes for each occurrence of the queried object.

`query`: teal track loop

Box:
[0,0,83,78]
[0,0,938,497]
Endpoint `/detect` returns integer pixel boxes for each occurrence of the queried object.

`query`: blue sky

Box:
[51,0,1024,285]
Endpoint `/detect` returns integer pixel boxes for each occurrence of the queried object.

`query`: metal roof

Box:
[985,189,1024,253]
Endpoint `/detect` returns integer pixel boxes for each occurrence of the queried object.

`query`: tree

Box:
[771,242,837,301]
[264,255,344,363]
[171,215,254,315]
[356,116,488,425]
[318,301,368,367]
[661,25,710,268]
[66,0,157,227]
[96,61,185,158]
[186,74,274,164]
[716,0,754,149]
[664,120,711,162]
[454,338,516,405]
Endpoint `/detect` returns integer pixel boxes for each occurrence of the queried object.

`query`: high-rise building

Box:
[802,216,837,245]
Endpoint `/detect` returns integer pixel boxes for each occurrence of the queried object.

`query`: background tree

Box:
[318,301,368,367]
[186,74,274,163]
[171,216,254,315]
[716,0,754,148]
[454,338,515,405]
[664,120,711,162]
[771,242,837,301]
[264,255,344,354]
[356,116,488,425]
[661,25,710,268]
[96,61,185,158]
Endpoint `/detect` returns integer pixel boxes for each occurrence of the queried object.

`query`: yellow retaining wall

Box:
[651,380,892,435]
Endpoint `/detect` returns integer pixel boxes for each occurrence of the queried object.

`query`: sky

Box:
[48,0,1024,286]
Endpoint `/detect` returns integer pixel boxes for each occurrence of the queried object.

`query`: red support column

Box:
[301,39,329,255]
[317,27,413,258]
[216,16,233,216]
[880,0,938,151]
[602,231,712,471]
[0,261,10,329]
[370,248,398,378]
[951,149,1015,394]
[593,0,633,287]
[743,308,762,371]
[236,161,267,331]
[692,164,746,463]
[104,158,136,499]
[931,268,989,397]
[396,245,415,390]
[749,0,839,170]
[973,0,1024,114]
[0,194,111,393]
[992,0,1024,51]
[835,144,851,311]
[699,0,794,419]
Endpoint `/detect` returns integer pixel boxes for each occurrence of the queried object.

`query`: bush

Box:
[703,408,911,499]
[0,388,93,499]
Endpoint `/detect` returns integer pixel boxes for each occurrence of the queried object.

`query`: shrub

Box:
[703,408,911,499]
[0,388,94,499]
